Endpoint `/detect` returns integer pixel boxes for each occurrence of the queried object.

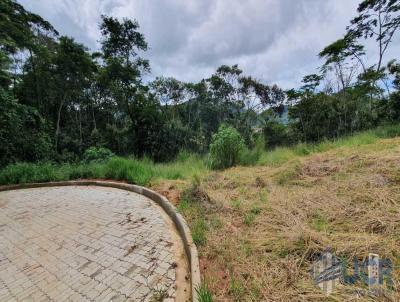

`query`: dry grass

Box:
[154,137,400,301]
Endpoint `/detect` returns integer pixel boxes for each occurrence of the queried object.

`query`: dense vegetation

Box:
[1,0,400,173]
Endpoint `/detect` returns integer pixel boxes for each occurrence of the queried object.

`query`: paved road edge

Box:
[0,180,201,302]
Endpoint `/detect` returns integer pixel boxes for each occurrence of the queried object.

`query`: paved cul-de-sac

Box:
[0,186,190,302]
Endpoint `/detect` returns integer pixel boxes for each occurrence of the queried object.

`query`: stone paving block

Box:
[0,186,181,301]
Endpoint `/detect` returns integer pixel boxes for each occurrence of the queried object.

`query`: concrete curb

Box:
[0,181,201,302]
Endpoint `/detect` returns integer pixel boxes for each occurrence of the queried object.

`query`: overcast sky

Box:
[19,0,400,88]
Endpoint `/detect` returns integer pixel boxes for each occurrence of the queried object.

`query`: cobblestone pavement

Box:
[0,186,187,302]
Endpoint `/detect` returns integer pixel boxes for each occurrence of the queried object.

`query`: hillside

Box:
[154,135,400,301]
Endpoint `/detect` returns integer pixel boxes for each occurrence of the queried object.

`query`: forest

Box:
[1,0,400,169]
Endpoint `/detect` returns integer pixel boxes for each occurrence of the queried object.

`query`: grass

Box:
[258,123,400,167]
[1,124,400,187]
[166,124,400,301]
[0,152,206,186]
[2,124,400,300]
[191,218,208,245]
[196,283,213,302]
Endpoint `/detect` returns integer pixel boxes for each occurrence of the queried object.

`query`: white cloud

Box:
[18,0,400,88]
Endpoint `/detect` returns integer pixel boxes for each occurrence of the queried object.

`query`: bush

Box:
[83,147,115,163]
[209,126,245,169]
[239,137,264,166]
[263,120,290,149]
[374,123,400,138]
[0,88,53,168]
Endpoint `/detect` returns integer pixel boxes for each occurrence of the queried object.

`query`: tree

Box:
[319,36,365,91]
[51,37,95,152]
[348,0,400,72]
[0,88,52,167]
[100,15,149,121]
[100,16,161,157]
[150,77,185,121]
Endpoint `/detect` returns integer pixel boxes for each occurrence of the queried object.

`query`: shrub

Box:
[83,147,115,163]
[263,119,290,149]
[240,137,264,166]
[209,126,245,169]
[0,88,53,168]
[374,124,400,138]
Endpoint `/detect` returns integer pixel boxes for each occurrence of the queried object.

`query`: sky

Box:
[19,0,400,89]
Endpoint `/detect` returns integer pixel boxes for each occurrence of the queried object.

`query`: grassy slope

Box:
[1,125,400,301]
[171,130,400,301]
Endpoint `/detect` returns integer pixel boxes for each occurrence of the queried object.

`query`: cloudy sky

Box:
[19,0,400,88]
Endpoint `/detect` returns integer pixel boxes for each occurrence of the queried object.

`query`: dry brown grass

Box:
[155,137,400,301]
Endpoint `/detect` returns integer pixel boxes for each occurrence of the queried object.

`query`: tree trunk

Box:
[55,95,67,152]
[91,100,97,130]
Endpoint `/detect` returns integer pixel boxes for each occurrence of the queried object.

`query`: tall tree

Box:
[51,37,95,152]
[348,0,400,72]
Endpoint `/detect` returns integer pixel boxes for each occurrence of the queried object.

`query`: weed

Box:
[196,283,213,302]
[274,161,301,185]
[244,212,256,226]
[192,218,207,245]
[293,143,311,156]
[231,198,241,210]
[209,216,223,230]
[229,272,245,301]
[258,147,294,166]
[311,211,328,232]
[149,288,168,302]
[250,205,262,215]
[259,189,269,204]
[239,240,253,256]
[177,199,190,213]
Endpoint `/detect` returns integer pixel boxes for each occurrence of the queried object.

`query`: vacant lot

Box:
[154,137,400,301]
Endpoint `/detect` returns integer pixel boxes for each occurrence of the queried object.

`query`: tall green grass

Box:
[0,152,207,186]
[258,123,400,166]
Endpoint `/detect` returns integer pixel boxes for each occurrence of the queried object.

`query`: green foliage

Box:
[263,120,290,149]
[239,136,264,166]
[311,212,328,232]
[274,161,301,185]
[0,88,52,167]
[192,218,207,245]
[83,147,115,163]
[288,89,383,142]
[2,0,400,182]
[0,162,103,185]
[257,124,400,168]
[0,154,207,186]
[374,123,400,138]
[229,272,245,301]
[0,162,53,185]
[209,126,245,169]
[104,157,154,185]
[244,212,256,226]
[258,147,295,166]
[196,283,213,302]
